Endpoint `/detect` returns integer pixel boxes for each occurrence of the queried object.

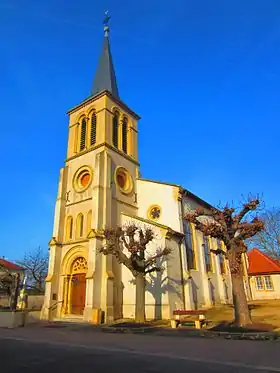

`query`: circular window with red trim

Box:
[115,167,133,194]
[73,166,93,193]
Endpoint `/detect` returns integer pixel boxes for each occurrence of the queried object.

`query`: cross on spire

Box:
[91,11,119,99]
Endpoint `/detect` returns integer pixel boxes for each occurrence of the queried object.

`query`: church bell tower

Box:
[41,14,140,323]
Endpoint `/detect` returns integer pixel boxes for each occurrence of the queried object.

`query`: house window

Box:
[264,276,273,290]
[203,236,212,272]
[255,276,264,290]
[184,221,196,270]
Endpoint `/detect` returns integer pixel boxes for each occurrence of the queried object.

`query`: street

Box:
[1,326,280,372]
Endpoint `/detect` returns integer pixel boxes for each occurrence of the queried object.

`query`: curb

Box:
[101,326,280,341]
[101,326,158,334]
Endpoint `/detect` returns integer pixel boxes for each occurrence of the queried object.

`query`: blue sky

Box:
[1,0,279,260]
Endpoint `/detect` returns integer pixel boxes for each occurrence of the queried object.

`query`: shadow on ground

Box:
[210,321,276,333]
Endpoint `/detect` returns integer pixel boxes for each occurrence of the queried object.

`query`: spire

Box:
[91,11,119,99]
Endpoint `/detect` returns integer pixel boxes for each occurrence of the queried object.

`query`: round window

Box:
[148,205,162,221]
[73,166,93,192]
[115,167,133,194]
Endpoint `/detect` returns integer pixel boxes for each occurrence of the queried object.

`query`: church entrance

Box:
[71,273,86,314]
[68,257,87,315]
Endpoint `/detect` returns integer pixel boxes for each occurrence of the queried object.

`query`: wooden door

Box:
[71,273,86,315]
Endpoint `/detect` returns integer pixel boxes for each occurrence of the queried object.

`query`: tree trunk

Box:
[135,273,145,323]
[10,274,20,311]
[228,252,252,326]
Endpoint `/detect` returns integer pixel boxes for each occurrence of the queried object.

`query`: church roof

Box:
[91,24,119,99]
[247,248,280,275]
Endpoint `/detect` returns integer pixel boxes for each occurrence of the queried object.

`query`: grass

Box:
[205,300,280,331]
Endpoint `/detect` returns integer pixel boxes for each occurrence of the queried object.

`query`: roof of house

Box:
[0,258,25,271]
[247,248,280,275]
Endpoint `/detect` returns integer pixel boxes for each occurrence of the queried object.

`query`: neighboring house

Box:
[247,248,280,300]
[41,21,233,323]
[0,258,25,276]
[0,258,25,300]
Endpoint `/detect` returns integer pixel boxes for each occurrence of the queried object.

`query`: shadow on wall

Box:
[210,280,215,306]
[191,278,199,310]
[129,256,184,320]
[224,281,229,302]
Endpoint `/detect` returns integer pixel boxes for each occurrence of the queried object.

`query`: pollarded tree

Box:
[185,198,264,326]
[100,224,171,323]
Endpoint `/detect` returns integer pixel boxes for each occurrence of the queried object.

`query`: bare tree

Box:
[185,198,264,326]
[100,224,171,323]
[0,263,12,296]
[248,207,280,260]
[17,247,48,293]
[0,263,21,310]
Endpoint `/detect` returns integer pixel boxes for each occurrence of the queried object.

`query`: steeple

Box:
[91,12,119,99]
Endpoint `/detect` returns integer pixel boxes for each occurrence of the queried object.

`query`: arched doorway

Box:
[70,257,87,315]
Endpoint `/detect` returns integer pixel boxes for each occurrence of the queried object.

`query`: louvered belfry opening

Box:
[90,112,97,146]
[80,118,87,151]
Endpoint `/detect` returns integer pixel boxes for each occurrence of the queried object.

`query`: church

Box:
[41,19,234,323]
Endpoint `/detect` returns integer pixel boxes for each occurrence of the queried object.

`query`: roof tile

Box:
[248,248,280,275]
[0,258,25,271]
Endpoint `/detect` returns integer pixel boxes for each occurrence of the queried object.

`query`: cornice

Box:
[66,197,92,207]
[67,90,141,120]
[65,142,140,166]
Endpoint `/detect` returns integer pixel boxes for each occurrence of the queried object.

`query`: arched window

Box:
[86,210,92,235]
[184,221,196,270]
[76,213,84,238]
[90,112,97,146]
[80,118,87,151]
[112,111,119,148]
[122,117,128,154]
[65,216,73,240]
[203,236,212,272]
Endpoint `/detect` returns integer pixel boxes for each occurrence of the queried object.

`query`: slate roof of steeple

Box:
[91,25,119,99]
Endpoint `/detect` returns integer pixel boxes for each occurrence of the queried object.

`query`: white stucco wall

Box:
[181,195,232,308]
[136,180,181,232]
[120,214,184,320]
[250,274,280,300]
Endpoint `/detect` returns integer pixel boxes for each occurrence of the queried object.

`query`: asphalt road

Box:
[1,327,280,373]
[0,338,273,373]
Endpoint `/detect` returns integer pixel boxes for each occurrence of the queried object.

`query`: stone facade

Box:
[41,26,233,324]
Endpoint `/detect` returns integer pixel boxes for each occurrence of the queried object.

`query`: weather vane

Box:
[103,10,110,27]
